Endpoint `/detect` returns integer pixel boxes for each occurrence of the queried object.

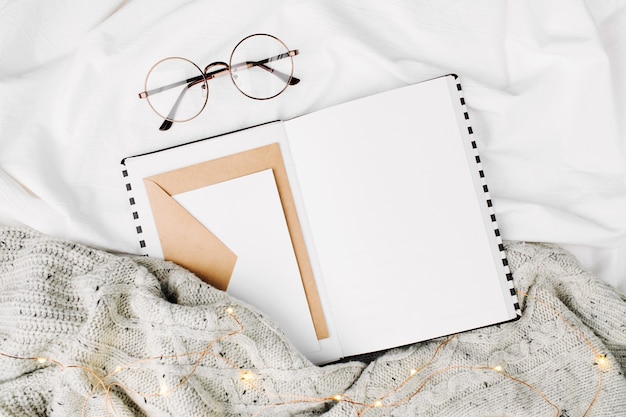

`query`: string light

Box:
[595,354,609,370]
[240,370,255,382]
[0,298,611,417]
[159,381,171,397]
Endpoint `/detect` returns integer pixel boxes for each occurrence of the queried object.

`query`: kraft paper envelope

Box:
[143,143,328,340]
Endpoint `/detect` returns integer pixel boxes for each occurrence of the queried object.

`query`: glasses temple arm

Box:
[231,50,300,85]
[209,59,299,85]
[158,79,205,131]
[139,74,205,99]
[158,87,185,131]
[244,62,300,85]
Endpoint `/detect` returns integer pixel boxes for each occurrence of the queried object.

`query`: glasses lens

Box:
[144,57,208,122]
[229,34,294,100]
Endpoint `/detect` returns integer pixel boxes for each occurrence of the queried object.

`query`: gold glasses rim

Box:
[141,56,209,123]
[228,33,297,101]
[138,33,300,131]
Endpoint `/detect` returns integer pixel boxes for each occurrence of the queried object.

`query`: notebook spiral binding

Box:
[121,168,147,252]
[454,78,521,317]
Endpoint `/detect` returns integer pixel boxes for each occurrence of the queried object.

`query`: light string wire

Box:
[517,291,606,417]
[249,290,608,417]
[0,307,247,417]
[0,291,610,417]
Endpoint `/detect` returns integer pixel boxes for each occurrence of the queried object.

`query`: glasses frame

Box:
[138,33,300,131]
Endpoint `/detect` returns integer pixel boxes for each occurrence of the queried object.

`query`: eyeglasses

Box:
[138,33,300,131]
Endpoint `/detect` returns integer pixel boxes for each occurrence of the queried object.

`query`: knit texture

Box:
[0,227,625,416]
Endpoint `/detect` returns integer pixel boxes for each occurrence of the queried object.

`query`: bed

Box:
[1,1,625,416]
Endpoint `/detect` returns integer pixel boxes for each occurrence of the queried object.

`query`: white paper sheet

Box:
[174,169,319,354]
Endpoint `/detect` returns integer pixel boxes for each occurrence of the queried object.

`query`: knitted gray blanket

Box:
[1,227,625,416]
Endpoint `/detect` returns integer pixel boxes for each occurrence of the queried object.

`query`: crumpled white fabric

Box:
[0,0,625,288]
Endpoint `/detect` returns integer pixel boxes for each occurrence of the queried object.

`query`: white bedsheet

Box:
[1,0,625,292]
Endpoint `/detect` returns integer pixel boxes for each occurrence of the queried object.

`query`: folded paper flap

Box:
[143,179,237,291]
[145,143,328,340]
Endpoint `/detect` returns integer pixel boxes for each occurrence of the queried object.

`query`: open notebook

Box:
[122,75,520,364]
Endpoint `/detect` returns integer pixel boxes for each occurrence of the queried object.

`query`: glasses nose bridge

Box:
[204,61,230,79]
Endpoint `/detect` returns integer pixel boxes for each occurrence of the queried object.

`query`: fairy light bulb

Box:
[493,365,503,373]
[332,394,343,402]
[240,370,254,382]
[595,355,609,370]
[374,400,383,408]
[36,357,47,364]
[159,381,170,396]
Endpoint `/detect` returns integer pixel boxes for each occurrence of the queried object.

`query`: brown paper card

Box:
[144,143,328,339]
[144,179,237,291]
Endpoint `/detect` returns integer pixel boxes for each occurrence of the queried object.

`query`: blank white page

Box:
[284,77,514,357]
[174,169,320,355]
